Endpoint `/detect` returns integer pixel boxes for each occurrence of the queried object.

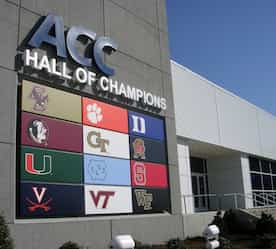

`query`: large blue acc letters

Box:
[84,154,131,186]
[128,111,165,141]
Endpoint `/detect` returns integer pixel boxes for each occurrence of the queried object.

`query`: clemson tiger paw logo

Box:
[87,103,103,124]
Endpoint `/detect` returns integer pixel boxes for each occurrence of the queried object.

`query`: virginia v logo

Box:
[132,115,146,134]
[26,187,52,212]
[25,153,52,175]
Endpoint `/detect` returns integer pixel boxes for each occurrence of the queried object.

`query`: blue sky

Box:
[166,1,276,115]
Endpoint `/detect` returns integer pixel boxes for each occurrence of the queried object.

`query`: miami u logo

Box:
[25,153,52,175]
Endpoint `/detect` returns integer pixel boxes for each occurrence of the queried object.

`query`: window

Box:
[251,173,262,190]
[249,157,260,172]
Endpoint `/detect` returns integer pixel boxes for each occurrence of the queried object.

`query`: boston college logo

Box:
[133,162,146,186]
[89,190,115,208]
[133,138,146,159]
[29,86,49,112]
[87,131,109,152]
[25,153,52,175]
[28,119,48,145]
[135,189,153,211]
[26,187,52,212]
[86,103,103,124]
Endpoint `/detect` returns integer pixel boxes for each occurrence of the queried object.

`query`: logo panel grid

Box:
[18,80,170,218]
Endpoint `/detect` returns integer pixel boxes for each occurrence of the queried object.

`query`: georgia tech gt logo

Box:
[89,190,115,208]
[87,131,109,152]
[135,189,153,211]
[28,119,48,145]
[29,86,49,112]
[26,187,52,212]
[133,162,146,186]
[133,138,146,159]
[25,153,52,175]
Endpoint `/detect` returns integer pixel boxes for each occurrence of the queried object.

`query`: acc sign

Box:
[28,14,117,76]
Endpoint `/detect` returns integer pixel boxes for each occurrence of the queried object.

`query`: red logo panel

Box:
[82,97,128,133]
[131,161,168,188]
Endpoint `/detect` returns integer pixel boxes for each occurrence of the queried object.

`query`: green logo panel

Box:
[21,146,83,184]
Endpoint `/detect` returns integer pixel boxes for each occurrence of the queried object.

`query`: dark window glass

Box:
[249,157,260,172]
[272,176,276,190]
[262,175,272,190]
[253,191,264,207]
[261,160,271,174]
[271,162,276,174]
[251,173,262,190]
[191,157,205,174]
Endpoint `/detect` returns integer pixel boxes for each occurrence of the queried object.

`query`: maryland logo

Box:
[26,187,52,212]
[133,138,146,159]
[28,119,49,145]
[29,86,49,112]
[135,189,153,211]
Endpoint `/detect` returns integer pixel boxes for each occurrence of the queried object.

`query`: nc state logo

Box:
[28,119,49,145]
[133,162,146,186]
[29,86,49,112]
[26,187,52,212]
[133,138,146,159]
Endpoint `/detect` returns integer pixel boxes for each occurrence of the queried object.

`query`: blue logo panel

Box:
[130,136,167,164]
[84,154,131,186]
[19,182,84,218]
[128,111,165,140]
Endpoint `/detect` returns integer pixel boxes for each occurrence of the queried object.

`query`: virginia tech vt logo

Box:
[89,190,115,209]
[28,119,49,145]
[26,187,52,212]
[133,138,146,159]
[29,86,49,112]
[87,131,109,152]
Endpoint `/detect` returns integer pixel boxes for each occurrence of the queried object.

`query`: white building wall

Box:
[172,60,276,161]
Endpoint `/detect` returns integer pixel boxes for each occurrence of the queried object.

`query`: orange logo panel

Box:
[82,97,128,133]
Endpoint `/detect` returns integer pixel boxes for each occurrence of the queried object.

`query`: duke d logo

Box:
[87,131,109,152]
[133,138,146,159]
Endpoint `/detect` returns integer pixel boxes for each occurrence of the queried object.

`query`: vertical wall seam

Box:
[214,88,222,145]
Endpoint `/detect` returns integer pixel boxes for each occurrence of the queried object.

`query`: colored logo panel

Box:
[82,97,128,133]
[130,161,168,188]
[130,136,167,164]
[84,185,133,215]
[83,125,130,159]
[21,146,83,184]
[128,111,165,140]
[84,154,131,186]
[21,112,82,153]
[19,182,84,218]
[22,80,81,123]
[132,188,170,214]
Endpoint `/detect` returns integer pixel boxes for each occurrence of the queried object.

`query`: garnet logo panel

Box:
[82,97,128,133]
[21,146,83,184]
[128,111,165,141]
[130,161,168,188]
[19,182,84,218]
[22,80,81,123]
[84,154,131,186]
[130,136,167,164]
[21,112,82,153]
[83,125,130,159]
[132,188,170,214]
[84,185,133,215]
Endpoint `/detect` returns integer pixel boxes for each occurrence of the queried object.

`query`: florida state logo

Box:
[29,86,49,112]
[133,138,146,159]
[28,119,48,145]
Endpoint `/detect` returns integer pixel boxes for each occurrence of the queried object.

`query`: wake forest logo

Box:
[88,159,107,181]
[135,189,153,211]
[25,153,52,175]
[89,191,115,209]
[28,119,49,145]
[87,131,109,152]
[29,86,49,112]
[133,162,146,186]
[26,187,52,212]
[133,138,146,159]
[86,103,103,125]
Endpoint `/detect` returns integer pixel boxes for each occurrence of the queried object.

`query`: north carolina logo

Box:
[26,187,52,212]
[29,86,49,112]
[133,138,146,159]
[87,103,103,124]
[88,159,107,181]
[28,119,48,145]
